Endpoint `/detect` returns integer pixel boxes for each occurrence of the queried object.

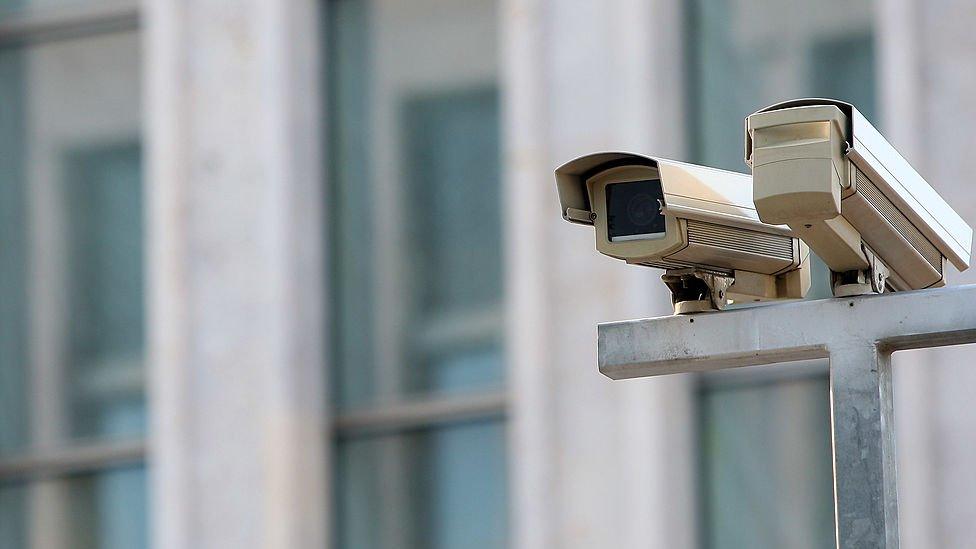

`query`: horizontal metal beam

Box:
[599,285,976,380]
[334,390,508,437]
[0,439,145,481]
[0,2,139,47]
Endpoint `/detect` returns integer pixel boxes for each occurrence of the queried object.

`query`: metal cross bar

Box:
[598,285,976,549]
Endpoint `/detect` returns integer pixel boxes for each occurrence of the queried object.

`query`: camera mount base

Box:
[661,268,733,315]
[831,246,890,297]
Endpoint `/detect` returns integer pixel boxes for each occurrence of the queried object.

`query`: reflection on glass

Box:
[0,29,143,450]
[329,0,375,408]
[328,0,501,408]
[403,89,501,316]
[64,143,144,441]
[0,468,147,549]
[337,420,507,549]
[0,482,27,548]
[68,466,148,549]
[0,49,29,455]
[403,88,502,396]
[422,346,502,394]
[700,376,834,549]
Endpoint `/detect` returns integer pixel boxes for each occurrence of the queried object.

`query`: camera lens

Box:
[626,193,659,226]
[606,179,666,242]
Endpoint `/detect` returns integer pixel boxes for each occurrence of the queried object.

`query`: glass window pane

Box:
[0,45,29,455]
[404,89,502,315]
[336,420,507,549]
[65,142,144,440]
[328,0,502,408]
[0,482,28,548]
[0,467,147,549]
[0,30,143,451]
[66,466,148,549]
[700,374,834,549]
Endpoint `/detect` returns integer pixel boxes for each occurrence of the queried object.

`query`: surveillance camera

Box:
[745,98,973,296]
[555,152,811,314]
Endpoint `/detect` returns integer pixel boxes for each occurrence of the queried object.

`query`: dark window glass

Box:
[0,467,147,549]
[336,420,507,549]
[65,142,145,440]
[700,375,835,549]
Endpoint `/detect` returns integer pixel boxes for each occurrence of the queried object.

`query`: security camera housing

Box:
[745,98,972,295]
[556,152,811,312]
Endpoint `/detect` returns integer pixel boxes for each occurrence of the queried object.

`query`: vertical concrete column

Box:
[502,0,695,548]
[145,1,328,548]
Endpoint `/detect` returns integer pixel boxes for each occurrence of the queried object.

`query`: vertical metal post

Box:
[828,342,899,549]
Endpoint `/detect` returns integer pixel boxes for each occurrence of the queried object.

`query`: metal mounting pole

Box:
[829,342,898,547]
[598,285,976,549]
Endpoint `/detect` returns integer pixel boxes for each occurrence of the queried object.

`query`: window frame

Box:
[0,1,137,47]
[325,0,507,440]
[0,0,145,499]
[323,3,509,548]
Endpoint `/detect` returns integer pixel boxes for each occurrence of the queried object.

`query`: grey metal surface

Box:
[599,285,976,548]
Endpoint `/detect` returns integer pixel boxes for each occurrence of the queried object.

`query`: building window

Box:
[686,1,876,547]
[327,0,507,548]
[0,3,145,548]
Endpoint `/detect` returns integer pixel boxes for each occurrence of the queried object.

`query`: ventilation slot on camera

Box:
[686,220,795,261]
[855,168,943,275]
[638,259,734,276]
[639,260,688,270]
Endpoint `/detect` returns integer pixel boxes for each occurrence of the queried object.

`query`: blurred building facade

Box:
[0,0,975,548]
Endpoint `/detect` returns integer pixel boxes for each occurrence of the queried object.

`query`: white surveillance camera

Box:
[745,98,973,296]
[555,152,812,314]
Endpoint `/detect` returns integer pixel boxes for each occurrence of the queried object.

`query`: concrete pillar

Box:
[145,1,328,548]
[503,1,696,547]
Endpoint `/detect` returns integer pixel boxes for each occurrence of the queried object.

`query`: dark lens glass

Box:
[605,179,666,241]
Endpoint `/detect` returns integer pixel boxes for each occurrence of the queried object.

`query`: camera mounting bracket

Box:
[832,245,890,297]
[661,268,734,315]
